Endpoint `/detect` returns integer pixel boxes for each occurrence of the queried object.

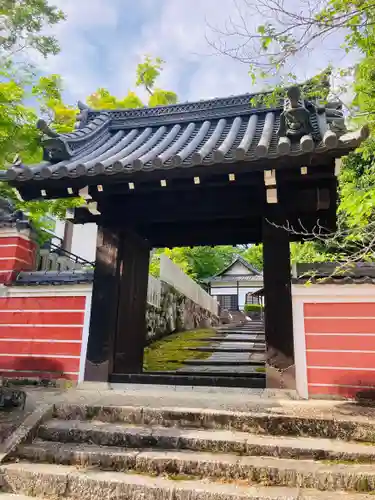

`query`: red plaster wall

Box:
[304,302,375,398]
[0,296,86,381]
[0,236,36,283]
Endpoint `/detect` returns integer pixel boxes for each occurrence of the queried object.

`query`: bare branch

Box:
[206,0,374,75]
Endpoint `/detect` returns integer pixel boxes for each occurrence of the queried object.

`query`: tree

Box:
[207,0,374,83]
[208,0,375,267]
[87,56,177,110]
[241,244,264,270]
[149,245,266,282]
[0,0,65,58]
[149,246,238,281]
[0,56,178,234]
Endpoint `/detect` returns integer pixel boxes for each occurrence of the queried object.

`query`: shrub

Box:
[244,303,263,313]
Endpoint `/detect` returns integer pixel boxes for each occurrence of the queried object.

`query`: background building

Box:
[205,255,263,311]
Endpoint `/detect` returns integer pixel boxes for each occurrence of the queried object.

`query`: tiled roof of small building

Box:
[293,262,375,284]
[12,270,94,286]
[204,255,263,283]
[2,90,369,184]
[209,275,264,282]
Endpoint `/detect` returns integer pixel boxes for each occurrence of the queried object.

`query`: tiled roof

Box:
[13,270,94,286]
[293,262,375,285]
[293,276,375,284]
[209,275,264,282]
[2,92,369,184]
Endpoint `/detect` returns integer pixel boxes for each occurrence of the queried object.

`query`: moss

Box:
[322,458,374,465]
[168,474,197,481]
[143,328,218,371]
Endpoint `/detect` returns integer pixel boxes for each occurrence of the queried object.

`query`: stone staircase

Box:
[1,403,375,499]
[178,320,266,375]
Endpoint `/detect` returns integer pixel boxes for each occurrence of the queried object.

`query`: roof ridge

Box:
[209,254,262,280]
[86,91,273,117]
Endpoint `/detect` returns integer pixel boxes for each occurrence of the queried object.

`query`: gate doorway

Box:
[6,87,367,390]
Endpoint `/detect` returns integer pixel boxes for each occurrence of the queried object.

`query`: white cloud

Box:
[30,0,359,105]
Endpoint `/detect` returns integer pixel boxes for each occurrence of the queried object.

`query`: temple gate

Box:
[2,86,368,389]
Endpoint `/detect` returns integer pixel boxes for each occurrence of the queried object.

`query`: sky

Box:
[35,0,357,107]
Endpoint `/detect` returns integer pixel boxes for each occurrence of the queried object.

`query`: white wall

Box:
[52,220,97,263]
[211,286,238,296]
[160,255,218,315]
[224,261,250,275]
[71,224,97,262]
[52,219,65,243]
[211,284,263,309]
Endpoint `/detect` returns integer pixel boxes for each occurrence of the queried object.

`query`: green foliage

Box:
[244,303,263,312]
[339,143,375,228]
[136,55,177,106]
[150,246,239,281]
[150,245,266,283]
[245,0,375,265]
[0,0,65,58]
[250,68,332,108]
[241,245,263,270]
[87,57,177,111]
[87,88,144,110]
[0,63,83,231]
[0,52,178,234]
[290,242,337,263]
[240,241,336,270]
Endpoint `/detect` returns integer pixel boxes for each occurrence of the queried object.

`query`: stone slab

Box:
[176,359,265,366]
[3,456,375,495]
[2,462,375,499]
[0,496,45,500]
[177,366,261,373]
[185,347,265,353]
[0,403,53,464]
[14,383,375,422]
[52,403,375,441]
[35,419,375,461]
[200,337,265,343]
[0,496,46,500]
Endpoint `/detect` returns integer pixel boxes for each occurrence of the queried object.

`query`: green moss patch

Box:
[143,329,218,371]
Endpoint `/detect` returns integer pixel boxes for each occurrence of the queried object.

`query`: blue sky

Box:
[34,0,356,108]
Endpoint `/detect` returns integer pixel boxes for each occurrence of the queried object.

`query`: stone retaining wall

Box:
[146,282,219,344]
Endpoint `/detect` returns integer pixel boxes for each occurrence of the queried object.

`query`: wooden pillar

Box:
[84,226,121,382]
[62,221,74,253]
[113,231,150,374]
[262,218,295,390]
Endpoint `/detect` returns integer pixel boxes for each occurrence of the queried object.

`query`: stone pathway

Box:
[178,321,266,373]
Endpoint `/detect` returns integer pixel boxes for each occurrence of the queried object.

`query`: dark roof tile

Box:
[13,270,94,286]
[4,92,369,185]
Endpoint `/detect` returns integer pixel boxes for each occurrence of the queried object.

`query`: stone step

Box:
[24,420,375,461]
[110,372,266,387]
[200,337,265,343]
[217,330,265,334]
[178,366,264,374]
[185,347,265,353]
[8,447,375,492]
[52,405,375,441]
[0,496,44,500]
[2,463,374,500]
[172,359,265,366]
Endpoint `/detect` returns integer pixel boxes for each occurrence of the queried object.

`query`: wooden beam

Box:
[13,155,337,202]
[98,185,334,227]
